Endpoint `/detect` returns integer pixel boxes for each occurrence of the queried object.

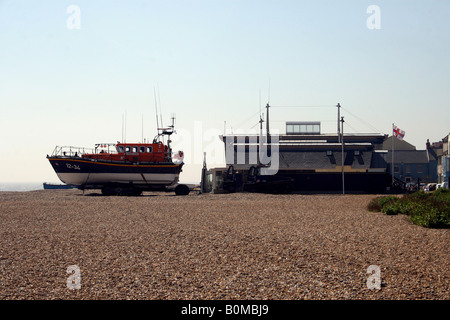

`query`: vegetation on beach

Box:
[368,188,450,229]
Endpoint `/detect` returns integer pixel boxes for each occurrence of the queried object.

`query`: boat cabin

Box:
[82,142,170,163]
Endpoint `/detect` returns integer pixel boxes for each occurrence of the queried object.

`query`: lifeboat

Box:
[47,122,189,196]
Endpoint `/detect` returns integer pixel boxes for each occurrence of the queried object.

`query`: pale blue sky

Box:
[1,0,449,183]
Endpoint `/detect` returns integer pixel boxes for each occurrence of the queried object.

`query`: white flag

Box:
[393,125,405,140]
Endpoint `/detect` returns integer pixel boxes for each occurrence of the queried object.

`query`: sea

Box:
[0,182,45,192]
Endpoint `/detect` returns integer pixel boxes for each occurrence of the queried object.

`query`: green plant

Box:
[367,197,382,212]
[367,196,399,212]
[378,196,400,208]
[381,201,402,215]
[408,203,449,228]
[368,190,450,228]
[432,188,450,202]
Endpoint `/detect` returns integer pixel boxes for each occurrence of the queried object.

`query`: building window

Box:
[417,165,423,173]
[286,122,320,134]
[215,171,223,189]
[313,124,320,133]
[394,166,400,173]
[286,124,294,133]
[406,165,411,173]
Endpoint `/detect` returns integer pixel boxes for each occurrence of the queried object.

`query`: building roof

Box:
[382,136,416,151]
[221,133,387,145]
[228,150,376,170]
[278,150,372,170]
[427,147,442,162]
[383,150,429,164]
[223,133,388,171]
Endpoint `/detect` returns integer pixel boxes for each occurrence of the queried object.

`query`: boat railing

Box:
[94,143,117,154]
[51,144,121,158]
[51,146,96,157]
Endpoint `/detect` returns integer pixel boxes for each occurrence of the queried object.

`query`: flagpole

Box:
[341,116,345,195]
[392,123,394,186]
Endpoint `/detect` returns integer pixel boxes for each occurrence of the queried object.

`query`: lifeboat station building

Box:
[204,121,442,194]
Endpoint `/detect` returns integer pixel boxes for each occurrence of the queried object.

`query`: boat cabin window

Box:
[133,146,138,153]
[147,146,153,153]
[140,146,145,153]
[118,146,124,153]
[125,146,131,152]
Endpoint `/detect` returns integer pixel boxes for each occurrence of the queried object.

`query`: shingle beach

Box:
[0,189,448,300]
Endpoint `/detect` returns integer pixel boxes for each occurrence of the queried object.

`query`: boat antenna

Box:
[154,86,160,136]
[158,84,164,129]
[122,111,127,143]
[166,113,176,151]
[170,113,176,131]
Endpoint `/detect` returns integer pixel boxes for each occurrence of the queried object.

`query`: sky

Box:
[1,0,449,184]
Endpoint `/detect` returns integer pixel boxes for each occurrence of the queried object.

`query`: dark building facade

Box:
[217,133,390,193]
[377,150,437,184]
[379,137,439,184]
[204,115,444,193]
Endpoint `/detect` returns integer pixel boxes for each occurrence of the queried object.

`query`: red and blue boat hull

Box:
[47,157,183,188]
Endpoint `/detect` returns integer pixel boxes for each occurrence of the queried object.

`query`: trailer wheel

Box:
[129,188,143,196]
[283,183,293,194]
[101,186,142,196]
[227,184,236,193]
[175,184,190,196]
[101,186,115,196]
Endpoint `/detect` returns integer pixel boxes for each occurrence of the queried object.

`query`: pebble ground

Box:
[0,190,448,300]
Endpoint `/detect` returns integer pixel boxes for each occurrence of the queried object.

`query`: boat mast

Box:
[154,86,160,142]
[167,113,175,151]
